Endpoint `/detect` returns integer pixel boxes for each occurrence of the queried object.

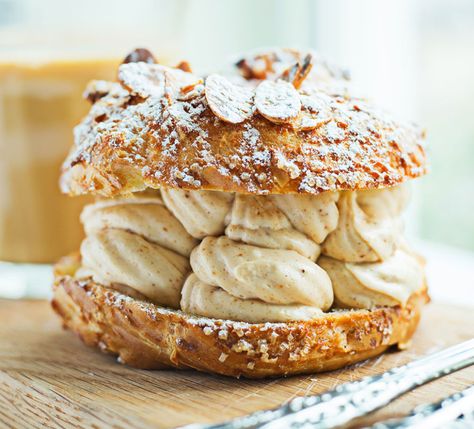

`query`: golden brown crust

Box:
[52,253,429,378]
[60,48,427,198]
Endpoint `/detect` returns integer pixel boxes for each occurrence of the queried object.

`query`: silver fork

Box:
[369,384,474,428]
[182,339,474,429]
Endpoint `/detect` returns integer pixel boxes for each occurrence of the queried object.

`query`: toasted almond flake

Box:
[255,80,301,124]
[280,62,299,85]
[293,111,331,131]
[293,92,333,130]
[163,68,202,102]
[118,63,202,100]
[65,47,427,199]
[83,81,129,107]
[118,63,165,98]
[297,115,322,131]
[205,74,254,124]
[247,361,255,369]
[164,69,203,103]
[171,69,203,90]
[281,54,313,89]
[235,57,271,80]
[300,93,332,113]
[218,352,229,362]
[83,80,114,104]
[178,83,204,101]
[293,54,313,89]
[235,48,308,81]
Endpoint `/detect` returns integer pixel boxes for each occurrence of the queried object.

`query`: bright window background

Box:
[1,0,473,302]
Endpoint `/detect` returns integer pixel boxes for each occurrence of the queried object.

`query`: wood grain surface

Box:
[0,300,473,429]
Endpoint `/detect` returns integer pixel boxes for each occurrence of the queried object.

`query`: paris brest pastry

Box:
[52,48,429,378]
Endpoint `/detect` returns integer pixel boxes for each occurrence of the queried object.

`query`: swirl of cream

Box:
[81,197,198,256]
[357,184,410,218]
[318,248,424,309]
[181,274,324,323]
[322,186,409,262]
[190,236,333,309]
[270,192,339,243]
[225,195,320,260]
[161,189,234,239]
[80,228,190,308]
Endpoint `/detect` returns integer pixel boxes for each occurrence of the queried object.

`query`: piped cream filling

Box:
[225,195,321,260]
[322,186,408,262]
[161,189,233,239]
[181,274,324,323]
[81,196,198,257]
[78,184,424,322]
[319,248,424,309]
[190,236,333,308]
[79,228,189,308]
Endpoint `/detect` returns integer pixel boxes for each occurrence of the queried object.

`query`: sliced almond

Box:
[255,80,301,124]
[169,68,203,90]
[293,92,333,131]
[163,69,203,102]
[205,74,254,124]
[297,115,320,131]
[118,63,202,100]
[83,81,129,106]
[118,63,165,98]
[281,54,313,89]
[293,54,313,89]
[300,92,333,113]
[235,49,304,81]
[280,62,299,85]
[83,80,115,103]
[235,57,270,80]
[293,111,331,131]
[179,83,204,101]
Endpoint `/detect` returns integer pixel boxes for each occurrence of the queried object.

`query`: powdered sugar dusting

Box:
[255,80,301,124]
[118,63,203,101]
[118,62,166,98]
[205,74,254,124]
[61,48,427,198]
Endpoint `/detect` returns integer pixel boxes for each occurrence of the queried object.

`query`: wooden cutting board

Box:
[0,300,473,429]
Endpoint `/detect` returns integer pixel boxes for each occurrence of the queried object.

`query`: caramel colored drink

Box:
[0,58,119,263]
